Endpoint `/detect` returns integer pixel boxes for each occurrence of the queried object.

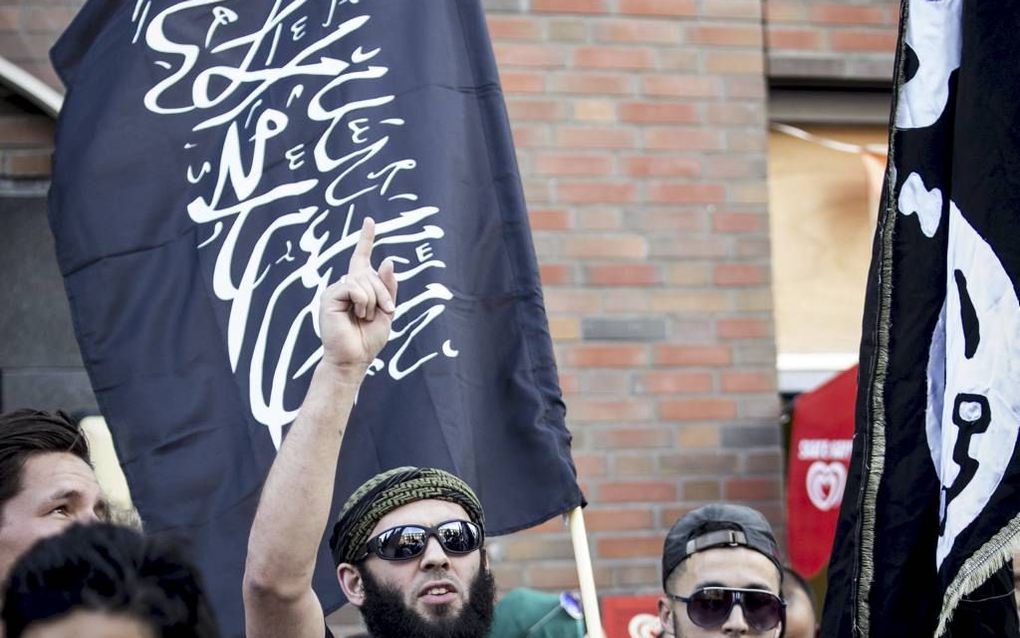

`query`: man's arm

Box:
[243,218,397,638]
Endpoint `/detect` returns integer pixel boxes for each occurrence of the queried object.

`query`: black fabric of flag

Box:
[49,2,583,636]
[823,1,1020,636]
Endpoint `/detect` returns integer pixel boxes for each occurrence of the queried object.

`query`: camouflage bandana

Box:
[329,466,485,565]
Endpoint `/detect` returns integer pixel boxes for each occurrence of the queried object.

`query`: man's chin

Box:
[359,567,495,638]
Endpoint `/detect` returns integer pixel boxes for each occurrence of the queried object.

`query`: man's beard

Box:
[358,565,495,638]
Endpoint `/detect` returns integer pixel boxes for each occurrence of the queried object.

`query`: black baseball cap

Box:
[661,503,782,588]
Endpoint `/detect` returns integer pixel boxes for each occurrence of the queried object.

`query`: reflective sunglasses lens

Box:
[437,521,481,553]
[741,592,783,631]
[378,526,428,560]
[687,589,735,628]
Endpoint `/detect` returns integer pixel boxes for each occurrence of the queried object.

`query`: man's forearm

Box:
[244,361,365,598]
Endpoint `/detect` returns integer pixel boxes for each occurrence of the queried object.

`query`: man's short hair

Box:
[2,523,219,637]
[661,503,782,588]
[0,410,91,518]
[329,466,485,566]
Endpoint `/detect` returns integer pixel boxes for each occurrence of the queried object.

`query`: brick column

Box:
[484,0,783,595]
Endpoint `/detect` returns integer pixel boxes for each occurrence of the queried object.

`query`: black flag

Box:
[823,1,1020,636]
[49,2,583,635]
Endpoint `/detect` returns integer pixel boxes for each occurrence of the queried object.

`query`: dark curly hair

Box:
[2,523,219,637]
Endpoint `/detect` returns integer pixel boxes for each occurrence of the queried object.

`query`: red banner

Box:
[787,366,857,577]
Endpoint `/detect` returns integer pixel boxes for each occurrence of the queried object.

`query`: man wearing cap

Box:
[658,504,786,637]
[243,219,495,638]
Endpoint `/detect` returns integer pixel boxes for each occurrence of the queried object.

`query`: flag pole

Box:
[568,506,605,638]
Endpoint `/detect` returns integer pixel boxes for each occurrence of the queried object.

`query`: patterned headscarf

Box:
[329,466,485,565]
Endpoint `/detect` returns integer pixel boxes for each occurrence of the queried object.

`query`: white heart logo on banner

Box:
[806,461,847,512]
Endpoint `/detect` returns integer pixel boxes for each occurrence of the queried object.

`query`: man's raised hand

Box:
[319,218,398,374]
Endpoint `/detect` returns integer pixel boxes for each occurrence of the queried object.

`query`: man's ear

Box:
[337,563,366,607]
[657,596,676,637]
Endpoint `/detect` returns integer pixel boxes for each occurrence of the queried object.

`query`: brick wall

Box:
[764,0,899,81]
[0,1,83,90]
[481,0,783,599]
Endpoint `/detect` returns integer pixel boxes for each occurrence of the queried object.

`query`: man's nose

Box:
[721,602,750,635]
[419,536,451,570]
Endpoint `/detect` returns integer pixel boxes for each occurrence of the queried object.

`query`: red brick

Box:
[507,99,566,122]
[529,207,572,230]
[558,370,581,392]
[688,24,763,48]
[724,477,782,501]
[586,264,662,286]
[528,564,613,589]
[619,0,698,17]
[577,209,623,230]
[767,28,823,50]
[661,452,739,474]
[655,345,732,366]
[540,263,573,285]
[593,427,671,449]
[830,30,897,53]
[598,536,664,558]
[717,318,770,339]
[553,72,633,95]
[556,126,635,149]
[706,50,765,75]
[597,20,681,44]
[500,71,546,93]
[643,75,721,97]
[706,103,765,125]
[601,481,677,502]
[745,450,783,473]
[648,183,725,204]
[557,181,637,204]
[643,128,724,151]
[614,454,657,475]
[810,4,888,26]
[721,371,776,393]
[619,102,699,124]
[714,263,768,286]
[574,453,608,478]
[533,0,609,13]
[545,290,602,313]
[623,156,701,177]
[535,153,614,176]
[486,16,542,40]
[504,538,575,561]
[660,398,738,421]
[702,0,763,20]
[494,43,564,68]
[713,212,764,233]
[573,46,657,70]
[567,344,650,368]
[510,124,550,147]
[569,398,654,423]
[564,235,647,259]
[584,508,655,531]
[683,480,723,500]
[635,371,714,394]
[765,1,807,22]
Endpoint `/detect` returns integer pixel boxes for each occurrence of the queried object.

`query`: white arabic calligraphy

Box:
[135,0,457,448]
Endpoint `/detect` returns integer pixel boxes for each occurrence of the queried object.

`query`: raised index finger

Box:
[348,217,376,273]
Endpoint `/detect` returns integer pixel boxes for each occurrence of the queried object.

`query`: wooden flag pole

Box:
[568,506,605,638]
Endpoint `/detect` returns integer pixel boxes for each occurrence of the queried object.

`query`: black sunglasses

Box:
[668,587,785,632]
[359,519,484,561]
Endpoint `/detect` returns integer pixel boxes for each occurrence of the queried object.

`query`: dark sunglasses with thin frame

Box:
[668,586,786,632]
[358,519,484,561]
